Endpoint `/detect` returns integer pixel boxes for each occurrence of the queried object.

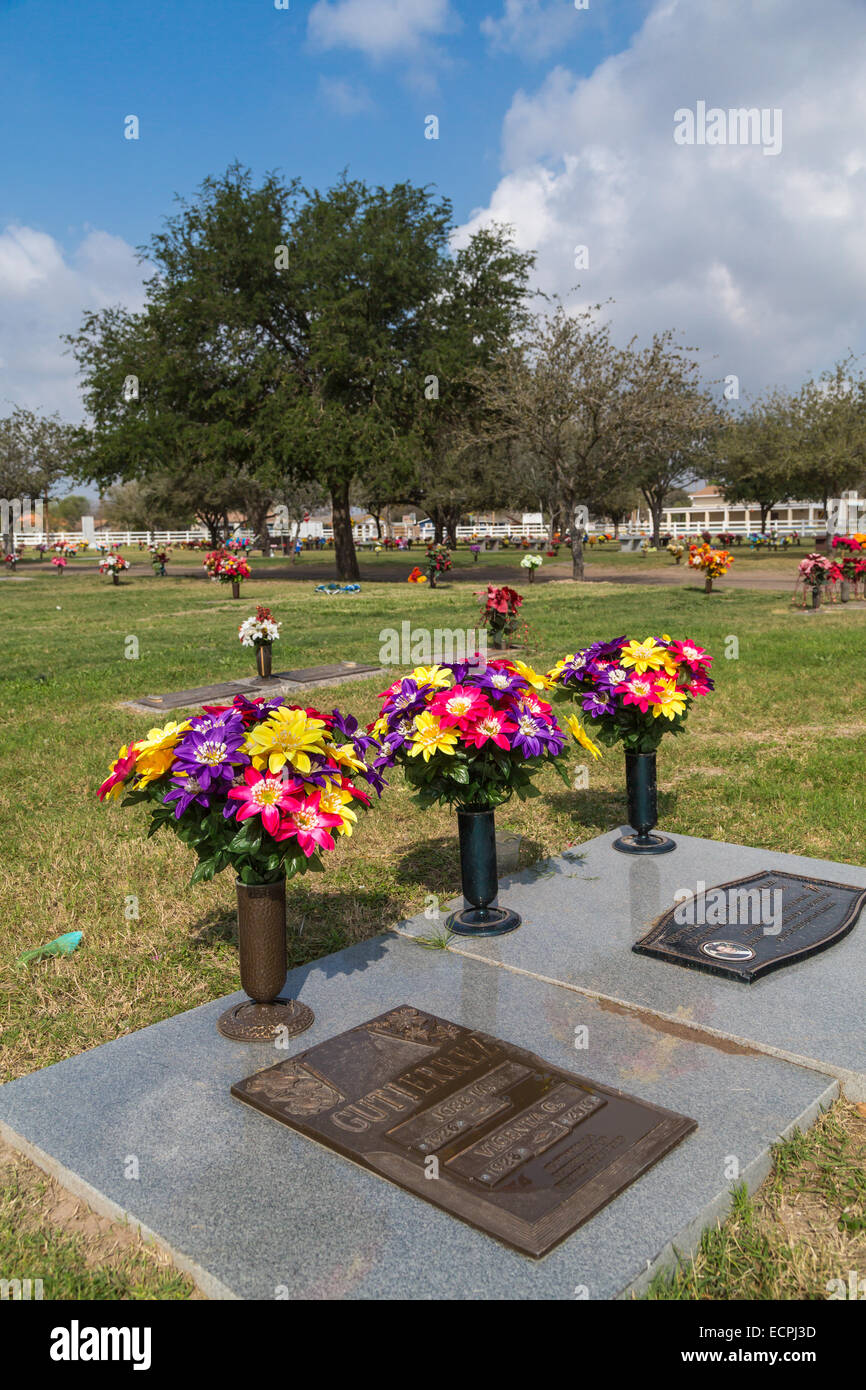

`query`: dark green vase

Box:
[445,805,521,936]
[612,751,676,855]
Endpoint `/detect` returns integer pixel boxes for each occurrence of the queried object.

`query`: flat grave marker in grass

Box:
[124,661,386,714]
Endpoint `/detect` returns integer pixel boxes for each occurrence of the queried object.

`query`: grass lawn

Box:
[1,563,864,1298]
[10,538,818,584]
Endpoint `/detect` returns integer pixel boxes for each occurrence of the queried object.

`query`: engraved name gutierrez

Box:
[231,1006,697,1259]
[331,1032,501,1132]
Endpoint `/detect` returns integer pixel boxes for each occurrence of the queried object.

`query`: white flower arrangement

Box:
[521,553,543,569]
[238,612,281,647]
[98,554,130,573]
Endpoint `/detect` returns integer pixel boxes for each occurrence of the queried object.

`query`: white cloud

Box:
[458,0,866,394]
[308,0,457,61]
[0,226,146,421]
[481,0,590,61]
[318,75,376,116]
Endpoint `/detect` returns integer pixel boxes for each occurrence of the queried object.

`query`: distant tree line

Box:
[1,166,864,578]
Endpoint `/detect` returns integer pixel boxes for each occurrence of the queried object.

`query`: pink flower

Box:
[227,767,303,835]
[622,675,663,713]
[516,692,554,722]
[666,639,711,672]
[272,792,344,856]
[430,685,491,730]
[463,710,517,750]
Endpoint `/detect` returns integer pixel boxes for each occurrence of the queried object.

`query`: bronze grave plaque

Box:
[231,1005,697,1258]
[634,870,866,983]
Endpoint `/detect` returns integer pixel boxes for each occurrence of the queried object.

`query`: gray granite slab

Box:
[124,662,385,713]
[396,830,866,1097]
[0,934,835,1300]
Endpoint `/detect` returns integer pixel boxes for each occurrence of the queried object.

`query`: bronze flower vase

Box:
[811,586,821,610]
[255,642,272,678]
[112,570,120,586]
[217,878,314,1042]
[841,580,851,603]
[613,751,676,855]
[231,579,240,599]
[445,806,521,937]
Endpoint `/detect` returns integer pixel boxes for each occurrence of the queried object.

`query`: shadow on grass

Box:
[186,887,404,978]
[543,787,678,834]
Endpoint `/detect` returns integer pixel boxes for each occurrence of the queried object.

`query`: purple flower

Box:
[582,688,614,717]
[477,666,525,698]
[172,726,249,790]
[382,679,427,718]
[511,712,551,758]
[187,710,247,737]
[162,775,212,818]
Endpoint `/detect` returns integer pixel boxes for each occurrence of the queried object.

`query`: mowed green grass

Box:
[1,563,864,1298]
[12,537,811,580]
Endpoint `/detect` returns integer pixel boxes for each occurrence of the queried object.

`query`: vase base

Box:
[613,831,676,855]
[445,906,522,937]
[217,998,314,1042]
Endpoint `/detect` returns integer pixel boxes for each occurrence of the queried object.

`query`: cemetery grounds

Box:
[1,561,865,1299]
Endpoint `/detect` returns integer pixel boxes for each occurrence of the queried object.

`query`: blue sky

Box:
[0,0,647,255]
[1,0,865,421]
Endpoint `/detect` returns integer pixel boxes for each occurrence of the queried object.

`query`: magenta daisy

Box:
[226,768,303,835]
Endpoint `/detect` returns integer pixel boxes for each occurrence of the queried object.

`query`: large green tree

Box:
[68,167,528,578]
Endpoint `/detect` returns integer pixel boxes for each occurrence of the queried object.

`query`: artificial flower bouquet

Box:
[548,635,714,754]
[797,553,835,591]
[407,566,427,584]
[51,556,67,571]
[425,544,452,586]
[371,658,574,811]
[479,584,524,649]
[98,696,387,886]
[520,553,542,581]
[216,552,251,585]
[666,542,685,564]
[688,542,733,591]
[238,605,281,649]
[98,553,130,577]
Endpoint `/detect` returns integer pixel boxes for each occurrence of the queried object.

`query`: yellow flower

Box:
[318,782,358,836]
[410,665,451,690]
[546,655,572,682]
[650,679,687,720]
[510,658,551,690]
[245,707,329,775]
[620,638,668,674]
[407,712,459,761]
[327,742,366,775]
[133,720,190,786]
[371,715,390,737]
[566,714,603,761]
